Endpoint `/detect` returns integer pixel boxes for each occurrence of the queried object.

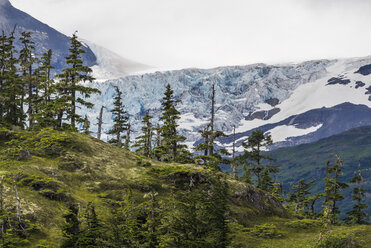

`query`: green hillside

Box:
[0,128,369,247]
[269,126,371,216]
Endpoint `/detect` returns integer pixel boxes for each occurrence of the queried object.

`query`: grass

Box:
[0,129,289,247]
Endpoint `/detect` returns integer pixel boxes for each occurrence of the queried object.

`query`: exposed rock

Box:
[231,184,287,217]
[326,77,351,85]
[247,108,280,121]
[355,64,371,75]
[365,86,371,95]
[265,98,279,107]
[355,81,365,89]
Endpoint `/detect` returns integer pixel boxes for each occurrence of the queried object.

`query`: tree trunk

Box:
[232,125,237,179]
[209,83,215,155]
[12,175,22,224]
[97,106,104,140]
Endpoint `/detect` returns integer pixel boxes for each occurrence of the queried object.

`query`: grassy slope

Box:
[0,129,288,247]
[268,126,371,217]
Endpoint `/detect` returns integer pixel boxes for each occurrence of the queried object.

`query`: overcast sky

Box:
[9,0,371,70]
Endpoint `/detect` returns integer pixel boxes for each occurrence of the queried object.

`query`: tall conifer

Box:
[343,160,368,224]
[56,32,100,129]
[107,86,129,147]
[158,84,186,160]
[133,111,154,157]
[19,31,37,128]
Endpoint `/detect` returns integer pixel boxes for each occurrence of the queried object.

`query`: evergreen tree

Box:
[34,49,57,128]
[133,111,154,157]
[231,125,238,179]
[1,30,26,128]
[19,31,37,128]
[194,83,229,169]
[157,84,186,161]
[56,32,100,129]
[96,105,105,140]
[322,156,349,225]
[76,203,107,247]
[236,130,277,190]
[209,82,216,155]
[343,160,369,224]
[107,86,129,147]
[81,115,91,135]
[124,123,131,150]
[61,204,80,248]
[159,175,230,247]
[288,179,316,214]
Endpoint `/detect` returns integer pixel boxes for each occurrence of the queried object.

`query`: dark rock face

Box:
[0,1,97,72]
[365,86,371,95]
[327,77,351,85]
[355,81,365,89]
[265,98,280,107]
[231,184,287,217]
[355,64,371,76]
[247,108,280,121]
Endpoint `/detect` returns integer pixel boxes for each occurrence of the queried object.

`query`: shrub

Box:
[247,224,284,238]
[286,219,321,229]
[136,160,151,167]
[316,231,362,248]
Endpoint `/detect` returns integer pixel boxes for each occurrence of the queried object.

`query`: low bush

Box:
[286,219,322,229]
[316,231,362,248]
[247,224,284,238]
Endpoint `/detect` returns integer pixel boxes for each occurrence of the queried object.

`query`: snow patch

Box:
[267,124,323,143]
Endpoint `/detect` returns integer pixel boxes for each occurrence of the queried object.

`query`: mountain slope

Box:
[220,102,371,150]
[268,125,371,217]
[0,129,285,246]
[0,0,96,71]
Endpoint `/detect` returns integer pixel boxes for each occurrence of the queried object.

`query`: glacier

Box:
[80,55,371,151]
[79,58,345,148]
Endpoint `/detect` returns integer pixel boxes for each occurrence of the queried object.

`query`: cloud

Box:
[9,0,371,70]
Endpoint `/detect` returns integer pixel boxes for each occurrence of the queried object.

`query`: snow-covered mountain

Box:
[85,41,150,81]
[1,0,148,75]
[5,0,371,152]
[0,0,96,71]
[82,56,371,151]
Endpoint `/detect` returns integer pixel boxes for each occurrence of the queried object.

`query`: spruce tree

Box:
[81,115,91,135]
[133,111,154,157]
[343,160,368,224]
[236,130,277,190]
[288,179,316,214]
[19,31,37,128]
[1,30,25,128]
[56,32,100,129]
[322,156,349,224]
[61,204,80,248]
[194,83,229,169]
[124,123,131,150]
[157,84,186,161]
[96,105,105,140]
[34,49,57,128]
[107,86,129,147]
[76,203,106,247]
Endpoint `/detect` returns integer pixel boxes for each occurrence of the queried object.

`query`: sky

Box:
[9,0,371,70]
